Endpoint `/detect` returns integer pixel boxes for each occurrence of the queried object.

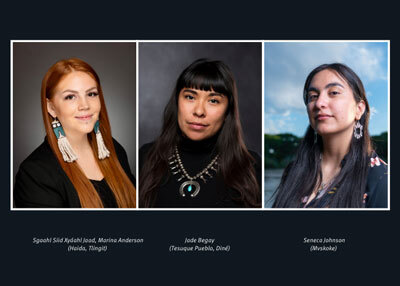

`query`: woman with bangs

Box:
[139,58,261,208]
[273,63,387,208]
[14,58,136,208]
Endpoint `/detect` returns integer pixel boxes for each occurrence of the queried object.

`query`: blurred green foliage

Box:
[264,133,301,169]
[371,131,388,163]
[265,131,388,169]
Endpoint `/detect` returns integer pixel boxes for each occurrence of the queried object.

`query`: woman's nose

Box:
[193,100,206,117]
[315,92,328,109]
[78,96,90,110]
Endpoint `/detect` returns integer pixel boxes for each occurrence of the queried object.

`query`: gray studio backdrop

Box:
[13,42,136,183]
[139,42,262,154]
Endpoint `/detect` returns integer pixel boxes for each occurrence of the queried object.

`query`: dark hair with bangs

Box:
[273,63,373,208]
[178,59,233,95]
[139,59,261,207]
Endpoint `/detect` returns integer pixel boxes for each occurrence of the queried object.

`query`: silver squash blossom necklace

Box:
[168,145,219,198]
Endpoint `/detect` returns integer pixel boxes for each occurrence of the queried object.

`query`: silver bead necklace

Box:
[168,145,219,197]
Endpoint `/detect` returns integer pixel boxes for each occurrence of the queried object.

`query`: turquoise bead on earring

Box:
[52,119,65,139]
[94,120,100,134]
[188,185,192,192]
[51,119,77,162]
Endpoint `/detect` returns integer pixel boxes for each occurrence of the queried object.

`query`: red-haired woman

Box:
[14,58,136,208]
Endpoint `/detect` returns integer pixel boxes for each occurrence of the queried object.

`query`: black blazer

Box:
[14,138,135,208]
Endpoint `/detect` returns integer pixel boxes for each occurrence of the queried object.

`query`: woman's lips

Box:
[316,114,333,121]
[75,115,93,121]
[187,122,209,130]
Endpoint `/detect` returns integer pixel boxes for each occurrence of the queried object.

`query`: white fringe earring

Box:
[94,120,110,159]
[52,119,78,163]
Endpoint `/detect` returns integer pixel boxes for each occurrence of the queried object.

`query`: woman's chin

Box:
[183,131,210,141]
[75,127,95,136]
[317,130,331,137]
[186,135,207,141]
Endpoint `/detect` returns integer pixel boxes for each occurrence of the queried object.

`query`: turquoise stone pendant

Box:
[179,180,200,197]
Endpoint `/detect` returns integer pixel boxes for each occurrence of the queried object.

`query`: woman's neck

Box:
[66,132,103,180]
[321,128,353,168]
[179,132,219,154]
[66,132,91,153]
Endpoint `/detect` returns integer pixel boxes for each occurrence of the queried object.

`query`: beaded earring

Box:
[52,119,78,162]
[94,120,110,159]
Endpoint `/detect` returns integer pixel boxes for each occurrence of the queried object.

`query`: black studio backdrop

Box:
[1,2,398,285]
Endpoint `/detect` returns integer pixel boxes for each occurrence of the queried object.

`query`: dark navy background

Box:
[1,1,397,284]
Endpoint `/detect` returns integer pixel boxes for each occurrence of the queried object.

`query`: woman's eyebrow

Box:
[325,82,344,89]
[307,86,319,93]
[86,87,98,92]
[62,89,78,94]
[182,89,198,94]
[209,92,224,97]
[308,82,344,93]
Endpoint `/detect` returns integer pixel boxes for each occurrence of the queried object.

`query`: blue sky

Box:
[264,42,388,137]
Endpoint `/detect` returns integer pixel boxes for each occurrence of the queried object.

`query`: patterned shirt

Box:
[301,152,388,208]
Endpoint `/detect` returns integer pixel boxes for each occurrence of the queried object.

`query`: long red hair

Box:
[41,58,136,208]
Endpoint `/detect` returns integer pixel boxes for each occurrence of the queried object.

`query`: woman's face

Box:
[47,71,101,139]
[177,88,228,141]
[306,69,365,137]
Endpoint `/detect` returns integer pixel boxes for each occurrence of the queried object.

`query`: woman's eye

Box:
[209,98,220,104]
[184,95,194,100]
[64,94,75,100]
[88,92,99,97]
[329,91,340,96]
[308,94,318,102]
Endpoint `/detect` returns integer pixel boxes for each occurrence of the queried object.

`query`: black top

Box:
[301,152,388,208]
[139,135,262,208]
[89,179,118,208]
[14,138,135,208]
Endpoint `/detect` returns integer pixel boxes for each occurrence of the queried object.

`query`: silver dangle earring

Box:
[354,120,363,139]
[94,120,110,159]
[52,119,78,163]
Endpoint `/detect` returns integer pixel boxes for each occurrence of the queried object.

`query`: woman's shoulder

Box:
[248,149,261,161]
[14,140,70,208]
[19,139,59,171]
[138,142,155,171]
[365,152,388,208]
[248,149,262,168]
[111,138,135,185]
[139,142,155,155]
[369,152,387,171]
[367,152,388,184]
[112,138,128,158]
[247,149,262,187]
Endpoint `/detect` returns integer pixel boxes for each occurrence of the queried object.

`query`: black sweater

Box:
[139,135,261,208]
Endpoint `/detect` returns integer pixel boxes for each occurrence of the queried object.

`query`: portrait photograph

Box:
[12,42,137,208]
[139,42,262,208]
[264,41,389,209]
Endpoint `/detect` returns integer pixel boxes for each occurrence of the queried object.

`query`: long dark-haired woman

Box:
[139,59,261,208]
[14,58,136,208]
[273,63,387,208]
